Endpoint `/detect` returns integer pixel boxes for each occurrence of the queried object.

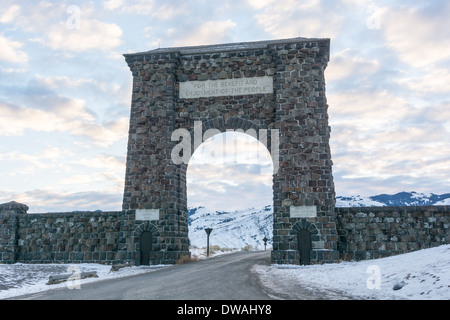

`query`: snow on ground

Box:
[0,247,231,300]
[253,244,450,300]
[0,262,170,300]
[190,246,240,260]
[1,245,449,300]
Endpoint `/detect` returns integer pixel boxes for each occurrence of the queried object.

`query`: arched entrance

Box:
[122,37,339,265]
[133,222,160,265]
[293,219,321,265]
[186,131,274,249]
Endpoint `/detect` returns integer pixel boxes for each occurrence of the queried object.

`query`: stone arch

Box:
[133,221,160,238]
[292,219,319,234]
[187,116,275,156]
[122,37,338,265]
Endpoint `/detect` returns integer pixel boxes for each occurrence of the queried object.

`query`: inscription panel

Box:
[135,209,160,221]
[179,76,273,99]
[290,206,317,218]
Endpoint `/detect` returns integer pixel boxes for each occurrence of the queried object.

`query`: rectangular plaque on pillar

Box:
[135,209,160,221]
[290,205,317,218]
[179,76,273,99]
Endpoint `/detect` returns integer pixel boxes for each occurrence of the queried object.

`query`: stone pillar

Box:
[0,201,28,263]
[123,52,190,263]
[271,40,339,264]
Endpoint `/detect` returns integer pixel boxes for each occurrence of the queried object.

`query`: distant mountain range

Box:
[188,191,450,249]
[335,191,450,207]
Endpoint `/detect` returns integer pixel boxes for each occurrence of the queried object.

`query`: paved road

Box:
[14,251,277,300]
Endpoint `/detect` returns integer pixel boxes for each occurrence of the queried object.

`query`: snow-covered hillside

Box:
[188,205,272,249]
[188,191,450,249]
[435,198,450,205]
[335,195,386,207]
[336,191,450,207]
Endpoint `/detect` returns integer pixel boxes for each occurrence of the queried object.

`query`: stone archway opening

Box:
[133,222,160,265]
[186,130,274,250]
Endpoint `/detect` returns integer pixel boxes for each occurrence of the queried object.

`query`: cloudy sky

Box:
[0,0,449,212]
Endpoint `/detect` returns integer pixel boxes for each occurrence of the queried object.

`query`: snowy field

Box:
[0,247,236,300]
[0,245,449,300]
[254,244,450,300]
[0,261,170,299]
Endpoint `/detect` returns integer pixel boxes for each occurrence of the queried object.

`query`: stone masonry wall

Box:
[336,206,449,261]
[0,205,174,265]
[0,213,17,263]
[1,203,449,264]
[0,210,122,264]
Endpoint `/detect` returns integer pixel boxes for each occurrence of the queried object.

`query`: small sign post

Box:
[205,228,213,257]
[263,236,268,250]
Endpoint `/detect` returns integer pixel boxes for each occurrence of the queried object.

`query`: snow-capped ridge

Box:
[336,191,450,207]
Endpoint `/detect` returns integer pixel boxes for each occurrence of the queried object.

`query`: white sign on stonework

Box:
[290,205,317,218]
[135,209,160,221]
[179,76,273,99]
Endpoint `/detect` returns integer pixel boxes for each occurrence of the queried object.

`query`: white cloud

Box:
[0,146,75,181]
[59,172,121,187]
[245,0,277,10]
[187,163,273,211]
[0,66,27,74]
[103,0,154,14]
[397,68,450,94]
[76,155,125,171]
[329,87,450,197]
[0,100,81,136]
[0,4,20,23]
[32,19,123,52]
[0,100,128,147]
[151,3,187,20]
[0,151,49,172]
[328,90,412,135]
[103,0,125,11]
[253,0,342,39]
[170,20,237,47]
[33,74,126,98]
[0,189,123,213]
[5,1,64,33]
[41,147,72,160]
[2,2,123,52]
[326,49,380,82]
[77,118,129,147]
[381,4,450,68]
[34,74,95,89]
[0,34,28,63]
